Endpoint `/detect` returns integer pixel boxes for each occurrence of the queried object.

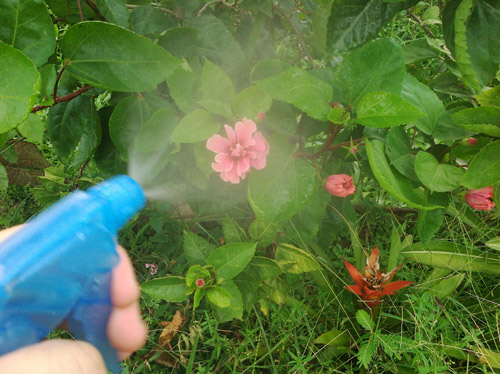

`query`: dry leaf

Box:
[154,310,187,368]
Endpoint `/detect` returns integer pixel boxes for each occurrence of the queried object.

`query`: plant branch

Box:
[198,0,236,17]
[273,4,315,67]
[31,85,93,113]
[407,8,436,39]
[52,61,68,102]
[76,0,84,22]
[125,3,178,17]
[82,0,105,20]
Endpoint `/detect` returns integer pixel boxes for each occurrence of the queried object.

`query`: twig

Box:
[407,8,436,39]
[428,59,446,82]
[125,3,178,17]
[52,61,68,102]
[76,0,84,22]
[31,85,93,113]
[273,4,315,67]
[198,0,235,17]
[82,0,105,20]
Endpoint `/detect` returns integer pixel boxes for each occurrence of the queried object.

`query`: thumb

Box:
[0,340,108,374]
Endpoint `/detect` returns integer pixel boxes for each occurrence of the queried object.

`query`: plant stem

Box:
[31,85,93,113]
[407,8,436,39]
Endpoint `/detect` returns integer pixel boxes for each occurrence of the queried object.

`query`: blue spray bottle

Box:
[0,175,146,373]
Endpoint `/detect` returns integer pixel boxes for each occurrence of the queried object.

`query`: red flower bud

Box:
[465,187,495,211]
[324,174,356,198]
[196,278,205,287]
[256,112,266,121]
[466,137,478,146]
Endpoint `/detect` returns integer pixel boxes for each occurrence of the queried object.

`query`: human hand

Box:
[0,226,147,374]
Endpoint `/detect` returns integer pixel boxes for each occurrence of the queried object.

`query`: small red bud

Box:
[349,146,358,155]
[466,137,478,146]
[256,112,266,121]
[196,278,205,287]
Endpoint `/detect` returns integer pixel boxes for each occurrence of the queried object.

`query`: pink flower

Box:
[466,137,478,146]
[325,174,356,198]
[196,278,205,288]
[145,263,158,276]
[206,118,269,184]
[465,187,495,211]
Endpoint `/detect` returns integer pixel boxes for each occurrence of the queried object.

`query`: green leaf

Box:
[400,74,445,135]
[486,238,500,251]
[171,109,220,144]
[387,225,402,271]
[239,256,282,282]
[355,309,374,331]
[193,288,206,310]
[47,95,97,160]
[327,0,418,54]
[248,150,320,222]
[158,27,199,60]
[212,280,244,322]
[61,21,179,92]
[414,152,464,192]
[402,240,500,274]
[331,38,405,106]
[233,86,273,120]
[403,39,441,65]
[255,67,333,121]
[109,94,166,158]
[474,85,500,107]
[0,41,40,133]
[356,91,426,128]
[71,101,101,168]
[248,219,280,248]
[365,139,442,210]
[186,265,211,289]
[385,126,418,181]
[452,106,500,137]
[135,108,179,153]
[453,0,481,91]
[0,164,7,190]
[417,208,445,243]
[428,273,465,299]
[461,140,500,189]
[95,0,129,27]
[222,217,248,244]
[167,68,201,114]
[0,0,56,66]
[183,230,216,266]
[275,244,321,274]
[207,242,257,281]
[38,64,57,101]
[129,5,176,34]
[141,276,187,302]
[313,330,350,348]
[199,60,235,118]
[206,286,232,308]
[185,15,245,77]
[18,114,45,144]
[434,109,473,141]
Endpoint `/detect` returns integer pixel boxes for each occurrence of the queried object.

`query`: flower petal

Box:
[236,157,251,176]
[250,155,267,170]
[213,153,234,171]
[249,131,269,153]
[206,134,231,153]
[380,280,413,296]
[343,259,365,288]
[235,118,257,146]
[224,124,236,144]
[345,285,363,296]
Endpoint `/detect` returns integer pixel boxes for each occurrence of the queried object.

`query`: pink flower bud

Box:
[466,137,478,146]
[349,146,358,155]
[465,187,495,211]
[145,263,158,276]
[324,174,356,198]
[196,278,205,287]
[256,112,266,121]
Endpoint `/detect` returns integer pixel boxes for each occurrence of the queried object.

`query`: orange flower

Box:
[343,246,413,308]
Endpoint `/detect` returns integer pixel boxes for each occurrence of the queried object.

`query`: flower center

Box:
[365,275,383,290]
[231,143,246,158]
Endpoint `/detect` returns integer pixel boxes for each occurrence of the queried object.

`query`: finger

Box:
[111,246,140,308]
[0,225,22,242]
[0,340,107,374]
[107,301,147,356]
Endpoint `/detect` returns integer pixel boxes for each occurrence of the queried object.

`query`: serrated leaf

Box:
[248,219,280,248]
[255,67,332,121]
[239,256,282,282]
[18,114,45,144]
[167,68,201,114]
[61,21,179,92]
[212,280,244,322]
[207,242,257,281]
[461,140,500,189]
[417,208,445,243]
[366,139,442,210]
[414,152,463,192]
[233,86,272,120]
[327,0,417,54]
[186,265,211,289]
[171,109,220,144]
[385,126,418,181]
[0,0,56,66]
[206,286,232,308]
[141,276,187,302]
[474,86,500,107]
[452,106,500,137]
[95,0,129,27]
[135,108,179,153]
[222,217,248,244]
[275,244,321,274]
[183,231,216,266]
[0,42,40,133]
[400,74,445,135]
[331,38,405,106]
[248,150,320,222]
[402,240,500,274]
[356,309,374,331]
[357,91,426,128]
[193,288,205,310]
[129,4,176,34]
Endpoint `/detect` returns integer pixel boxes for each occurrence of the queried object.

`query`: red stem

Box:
[31,85,93,113]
